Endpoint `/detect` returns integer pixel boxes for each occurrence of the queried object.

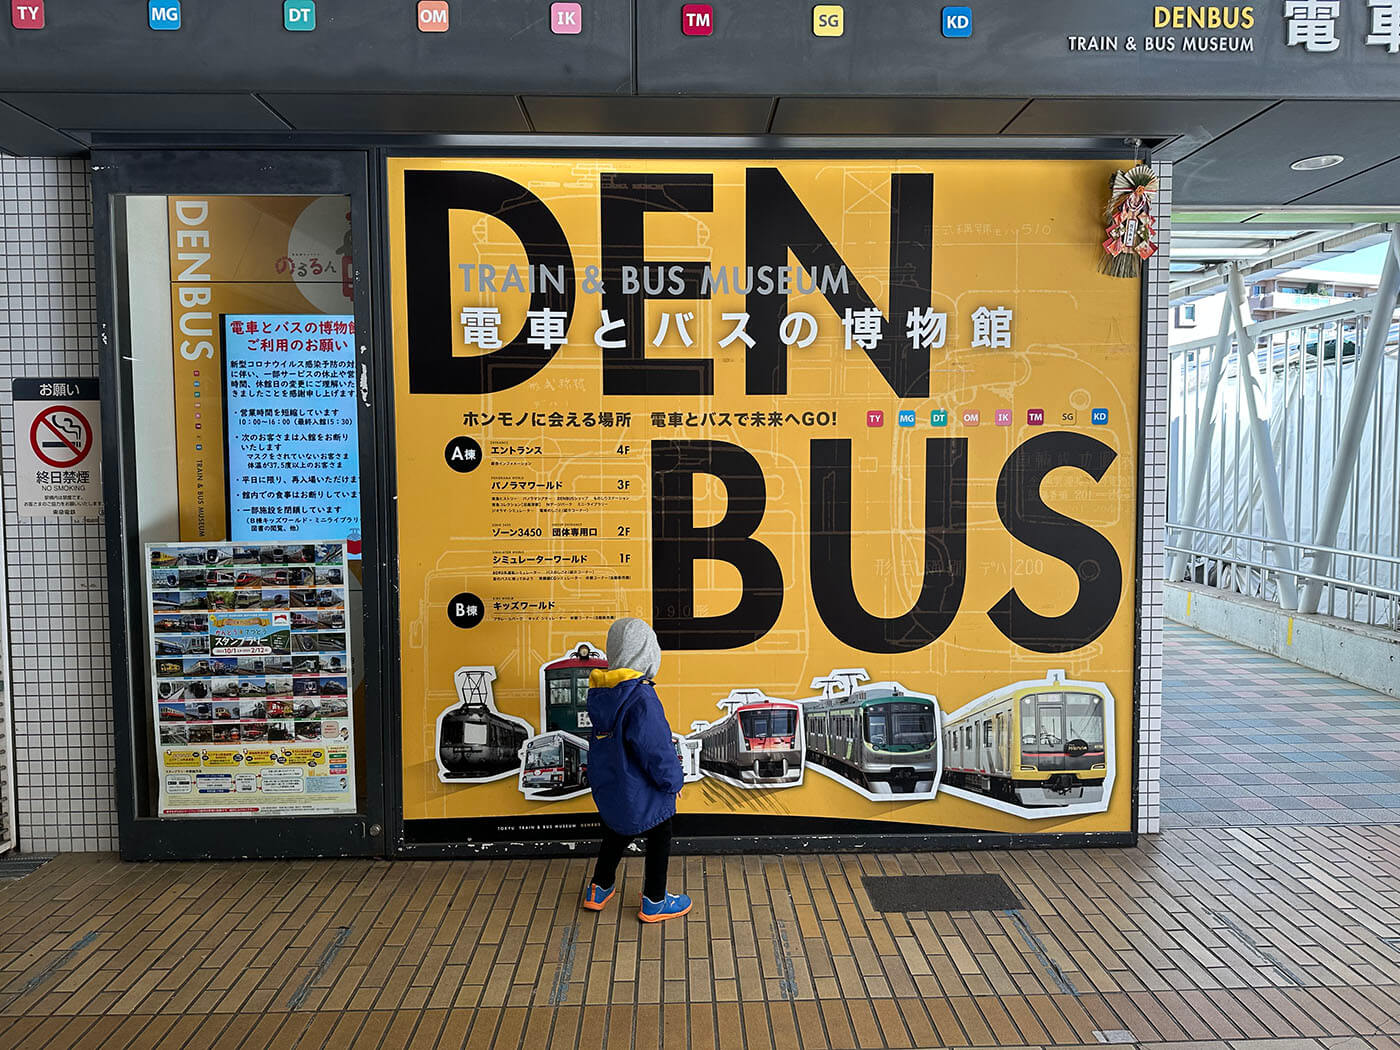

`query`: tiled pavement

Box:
[5,627,1400,1049]
[5,824,1400,1050]
[1162,621,1400,829]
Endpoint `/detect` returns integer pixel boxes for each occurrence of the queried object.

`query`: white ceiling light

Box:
[1290,154,1345,171]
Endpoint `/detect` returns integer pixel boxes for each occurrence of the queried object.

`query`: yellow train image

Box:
[940,670,1112,811]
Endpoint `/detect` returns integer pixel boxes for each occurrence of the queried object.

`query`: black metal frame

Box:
[373,143,1147,858]
[91,138,1150,860]
[93,149,389,860]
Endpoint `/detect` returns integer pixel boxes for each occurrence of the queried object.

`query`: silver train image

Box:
[687,691,803,787]
[941,670,1110,807]
[803,681,941,795]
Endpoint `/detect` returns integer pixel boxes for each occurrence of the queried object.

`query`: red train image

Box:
[687,690,804,788]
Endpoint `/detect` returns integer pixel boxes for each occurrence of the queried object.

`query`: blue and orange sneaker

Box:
[582,883,615,911]
[638,892,692,923]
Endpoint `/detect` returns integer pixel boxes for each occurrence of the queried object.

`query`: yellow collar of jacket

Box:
[589,668,645,689]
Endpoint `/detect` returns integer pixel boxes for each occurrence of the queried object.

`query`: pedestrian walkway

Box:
[1162,621,1400,829]
[4,822,1400,1050]
[6,626,1400,1049]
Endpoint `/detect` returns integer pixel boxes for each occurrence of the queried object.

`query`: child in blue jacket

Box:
[582,617,691,922]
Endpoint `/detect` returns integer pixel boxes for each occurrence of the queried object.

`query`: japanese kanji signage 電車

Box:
[388,157,1142,845]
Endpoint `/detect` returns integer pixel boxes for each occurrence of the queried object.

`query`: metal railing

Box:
[1164,523,1400,628]
[1167,232,1400,631]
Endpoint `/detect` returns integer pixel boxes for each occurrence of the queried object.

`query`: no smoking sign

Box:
[30,404,94,468]
[12,377,102,520]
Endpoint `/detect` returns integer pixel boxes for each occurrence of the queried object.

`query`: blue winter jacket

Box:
[586,671,683,836]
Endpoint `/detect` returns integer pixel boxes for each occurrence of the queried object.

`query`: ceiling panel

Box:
[771,97,1026,136]
[264,94,528,134]
[1172,101,1400,207]
[0,93,287,133]
[523,96,773,135]
[0,99,84,156]
[0,1,634,96]
[1004,97,1273,161]
[1290,156,1400,207]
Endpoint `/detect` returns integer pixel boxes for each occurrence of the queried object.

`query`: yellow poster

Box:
[388,158,1141,841]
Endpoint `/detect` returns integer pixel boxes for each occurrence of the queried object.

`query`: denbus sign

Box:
[400,165,1125,656]
[387,157,1142,842]
[1152,5,1254,28]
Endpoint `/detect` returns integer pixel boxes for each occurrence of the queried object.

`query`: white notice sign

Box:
[12,378,102,521]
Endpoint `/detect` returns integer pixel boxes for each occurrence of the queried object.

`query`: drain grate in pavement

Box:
[547,923,579,1006]
[862,874,1022,912]
[287,926,351,1010]
[0,855,54,880]
[1214,910,1307,987]
[1093,1030,1136,1045]
[771,921,798,1000]
[1007,910,1078,995]
[25,931,97,993]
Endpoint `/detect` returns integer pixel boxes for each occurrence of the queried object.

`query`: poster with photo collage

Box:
[146,540,356,817]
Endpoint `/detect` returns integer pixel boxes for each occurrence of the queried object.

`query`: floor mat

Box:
[0,854,55,880]
[861,873,1022,912]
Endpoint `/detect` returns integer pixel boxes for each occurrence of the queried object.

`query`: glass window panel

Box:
[118,194,366,820]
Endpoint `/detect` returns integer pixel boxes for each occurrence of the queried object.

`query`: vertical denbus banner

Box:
[167,195,353,540]
[388,158,1141,843]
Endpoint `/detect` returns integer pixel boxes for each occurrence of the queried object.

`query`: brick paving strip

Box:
[2,822,1399,1050]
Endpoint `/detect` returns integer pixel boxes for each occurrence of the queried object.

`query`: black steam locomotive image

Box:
[435,666,534,783]
[801,670,942,798]
[687,690,804,788]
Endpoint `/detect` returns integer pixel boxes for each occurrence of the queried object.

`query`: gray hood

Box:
[605,617,661,679]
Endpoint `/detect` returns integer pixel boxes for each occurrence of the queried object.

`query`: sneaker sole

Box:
[637,902,692,923]
[582,894,613,912]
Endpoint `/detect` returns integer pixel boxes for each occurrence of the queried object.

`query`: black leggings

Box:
[592,818,672,902]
